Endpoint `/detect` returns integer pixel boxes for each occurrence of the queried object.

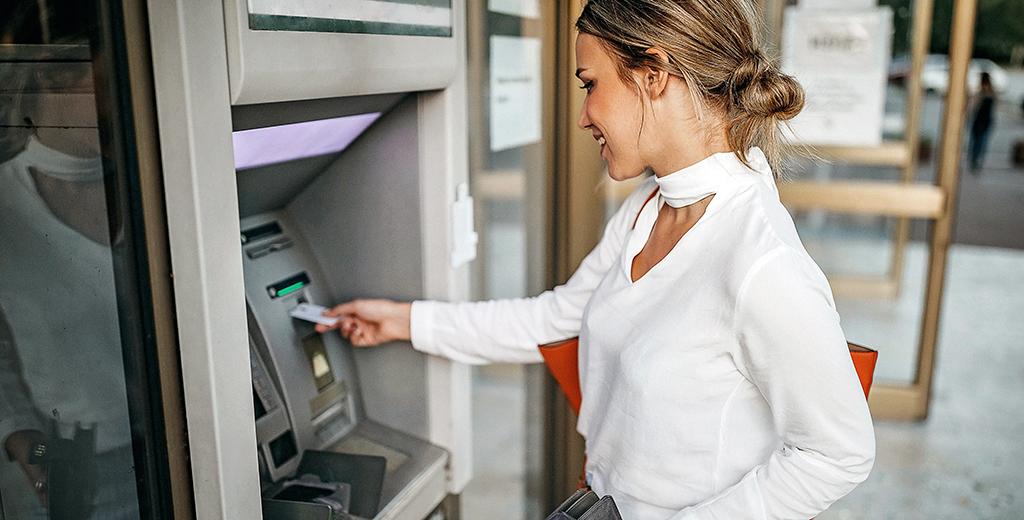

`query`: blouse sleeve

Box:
[409,181,655,365]
[673,247,875,520]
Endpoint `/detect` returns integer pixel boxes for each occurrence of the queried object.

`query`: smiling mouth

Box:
[597,137,606,146]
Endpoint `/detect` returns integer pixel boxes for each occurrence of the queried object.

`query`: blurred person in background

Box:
[968,71,997,173]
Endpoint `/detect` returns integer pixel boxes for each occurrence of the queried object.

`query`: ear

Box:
[642,47,671,99]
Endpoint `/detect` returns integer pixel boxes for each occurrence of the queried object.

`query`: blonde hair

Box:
[576,0,804,176]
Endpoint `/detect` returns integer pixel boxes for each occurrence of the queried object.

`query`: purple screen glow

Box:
[232,112,382,170]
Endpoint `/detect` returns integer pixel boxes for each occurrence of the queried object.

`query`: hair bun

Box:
[730,51,804,121]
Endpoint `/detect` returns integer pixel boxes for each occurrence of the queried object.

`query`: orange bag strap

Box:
[848,342,878,398]
[631,188,660,230]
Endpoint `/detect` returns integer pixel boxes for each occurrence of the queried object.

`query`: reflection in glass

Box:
[0,3,144,518]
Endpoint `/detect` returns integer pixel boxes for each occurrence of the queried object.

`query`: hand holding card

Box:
[289,303,340,327]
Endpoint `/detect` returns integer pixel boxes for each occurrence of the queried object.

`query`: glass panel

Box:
[792,209,930,384]
[463,2,553,519]
[784,157,932,385]
[0,2,166,517]
[771,1,936,387]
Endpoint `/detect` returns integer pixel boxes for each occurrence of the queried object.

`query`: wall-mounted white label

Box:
[488,0,540,19]
[451,183,478,268]
[782,7,892,146]
[489,36,542,152]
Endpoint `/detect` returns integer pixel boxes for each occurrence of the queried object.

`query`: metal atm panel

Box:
[235,97,448,519]
[221,0,458,104]
[242,214,361,480]
[144,0,471,515]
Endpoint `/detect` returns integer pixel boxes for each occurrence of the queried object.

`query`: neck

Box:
[647,126,730,178]
[663,193,714,222]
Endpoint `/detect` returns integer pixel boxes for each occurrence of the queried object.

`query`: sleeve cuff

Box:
[410,300,439,356]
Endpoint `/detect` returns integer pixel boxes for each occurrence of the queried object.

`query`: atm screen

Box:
[301,334,335,391]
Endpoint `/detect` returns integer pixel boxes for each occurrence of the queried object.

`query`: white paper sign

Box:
[489,36,542,152]
[488,0,540,19]
[782,7,893,146]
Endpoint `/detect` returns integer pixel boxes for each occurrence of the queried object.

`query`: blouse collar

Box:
[654,147,772,208]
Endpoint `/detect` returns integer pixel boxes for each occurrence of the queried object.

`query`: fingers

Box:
[314,314,347,333]
[323,300,361,317]
[317,301,362,334]
[342,318,381,347]
[346,320,375,347]
[314,321,336,333]
[316,299,399,347]
[339,317,358,338]
[319,316,376,346]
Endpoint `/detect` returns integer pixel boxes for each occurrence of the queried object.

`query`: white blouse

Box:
[410,148,875,519]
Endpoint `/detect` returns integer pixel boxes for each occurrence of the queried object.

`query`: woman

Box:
[318,1,875,518]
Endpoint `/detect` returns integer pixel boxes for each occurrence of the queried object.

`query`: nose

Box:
[577,102,591,130]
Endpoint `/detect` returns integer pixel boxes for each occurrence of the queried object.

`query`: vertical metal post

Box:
[549,0,592,507]
[916,0,977,418]
[120,0,194,516]
[889,0,935,297]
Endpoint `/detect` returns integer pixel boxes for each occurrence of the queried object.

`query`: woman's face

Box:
[575,33,647,181]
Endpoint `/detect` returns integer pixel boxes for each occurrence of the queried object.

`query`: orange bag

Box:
[539,338,876,416]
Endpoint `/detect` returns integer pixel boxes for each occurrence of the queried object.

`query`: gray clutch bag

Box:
[545,489,623,520]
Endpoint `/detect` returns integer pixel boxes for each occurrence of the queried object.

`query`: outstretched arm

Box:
[408,182,654,365]
[320,181,657,365]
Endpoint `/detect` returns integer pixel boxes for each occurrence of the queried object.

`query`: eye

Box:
[578,80,594,93]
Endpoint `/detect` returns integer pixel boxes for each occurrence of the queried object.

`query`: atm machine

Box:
[147,1,474,519]
[235,95,451,519]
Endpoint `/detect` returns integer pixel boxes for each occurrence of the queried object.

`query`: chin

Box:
[606,162,645,182]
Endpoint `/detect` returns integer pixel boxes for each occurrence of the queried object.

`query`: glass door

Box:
[763,0,978,420]
[463,0,558,517]
[0,1,185,517]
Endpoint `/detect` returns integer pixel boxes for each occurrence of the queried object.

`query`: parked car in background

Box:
[889,54,1009,94]
[918,55,1009,94]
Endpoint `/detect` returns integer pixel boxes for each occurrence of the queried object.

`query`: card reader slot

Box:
[267,272,310,299]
